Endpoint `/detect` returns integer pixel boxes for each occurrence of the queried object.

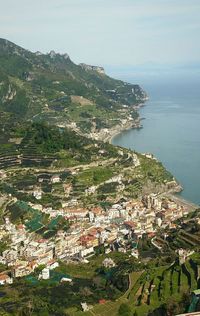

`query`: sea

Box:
[112,76,200,205]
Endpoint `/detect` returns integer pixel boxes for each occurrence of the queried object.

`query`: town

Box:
[0,189,194,285]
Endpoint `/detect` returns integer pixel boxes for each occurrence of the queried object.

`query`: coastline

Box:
[105,103,146,144]
[165,192,199,211]
[106,100,200,209]
[106,119,142,144]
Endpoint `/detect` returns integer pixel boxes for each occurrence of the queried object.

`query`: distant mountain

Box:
[0,39,147,140]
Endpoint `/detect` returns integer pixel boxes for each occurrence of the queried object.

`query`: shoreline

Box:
[105,103,146,144]
[165,192,199,211]
[106,119,142,144]
[106,101,200,209]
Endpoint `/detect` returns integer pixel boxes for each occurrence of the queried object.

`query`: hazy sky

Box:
[1,0,200,68]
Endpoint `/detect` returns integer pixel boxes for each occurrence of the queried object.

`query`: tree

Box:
[34,264,46,275]
[118,303,132,316]
[79,286,93,297]
[92,276,105,289]
[0,309,10,316]
[0,240,9,255]
[165,296,183,316]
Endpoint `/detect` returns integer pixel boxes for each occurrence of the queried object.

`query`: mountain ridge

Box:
[0,39,147,142]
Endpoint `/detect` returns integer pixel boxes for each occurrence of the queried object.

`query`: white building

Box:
[79,246,94,258]
[102,258,116,268]
[41,268,50,280]
[51,175,60,183]
[60,277,72,283]
[33,190,42,200]
[47,260,59,270]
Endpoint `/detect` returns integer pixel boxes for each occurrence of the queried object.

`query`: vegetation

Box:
[0,251,198,316]
[0,121,174,211]
[0,38,147,139]
[0,39,197,316]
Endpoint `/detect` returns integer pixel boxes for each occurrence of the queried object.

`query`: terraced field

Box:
[67,254,200,316]
[130,256,199,315]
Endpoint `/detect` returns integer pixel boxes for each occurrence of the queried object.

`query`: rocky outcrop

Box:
[48,50,70,60]
[131,85,148,101]
[3,84,16,101]
[79,63,105,74]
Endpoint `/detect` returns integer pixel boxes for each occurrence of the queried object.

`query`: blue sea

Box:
[112,77,200,205]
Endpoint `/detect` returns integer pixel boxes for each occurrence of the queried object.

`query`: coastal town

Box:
[0,124,198,290]
[0,183,196,286]
[0,36,199,315]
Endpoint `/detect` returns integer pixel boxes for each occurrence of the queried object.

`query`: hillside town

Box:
[0,191,193,285]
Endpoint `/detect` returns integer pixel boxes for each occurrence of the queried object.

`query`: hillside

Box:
[1,40,198,316]
[0,122,175,213]
[0,39,147,142]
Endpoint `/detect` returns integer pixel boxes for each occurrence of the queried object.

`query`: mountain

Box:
[0,39,147,141]
[0,40,197,316]
[0,39,175,206]
[0,38,177,209]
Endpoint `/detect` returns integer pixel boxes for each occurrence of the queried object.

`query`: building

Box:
[33,190,42,200]
[81,302,90,312]
[12,265,33,278]
[46,260,59,270]
[51,175,60,183]
[0,274,13,285]
[102,258,115,268]
[41,268,50,280]
[79,246,94,258]
[60,277,72,283]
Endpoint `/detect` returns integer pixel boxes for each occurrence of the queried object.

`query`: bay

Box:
[112,79,200,205]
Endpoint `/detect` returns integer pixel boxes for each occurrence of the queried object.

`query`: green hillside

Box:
[0,38,147,139]
[0,122,174,216]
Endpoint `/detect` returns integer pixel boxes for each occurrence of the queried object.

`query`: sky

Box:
[1,0,200,79]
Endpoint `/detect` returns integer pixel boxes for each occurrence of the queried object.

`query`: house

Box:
[33,190,42,200]
[0,274,13,285]
[102,258,115,268]
[88,211,95,222]
[118,247,126,253]
[2,249,18,262]
[0,256,6,265]
[79,246,94,258]
[131,249,139,259]
[41,268,50,280]
[105,226,118,242]
[65,245,82,257]
[124,221,136,231]
[91,207,103,215]
[79,235,98,248]
[60,277,72,283]
[64,208,88,219]
[47,259,59,270]
[81,302,90,312]
[12,265,33,278]
[85,185,97,195]
[178,249,195,265]
[51,175,60,183]
[108,209,120,219]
